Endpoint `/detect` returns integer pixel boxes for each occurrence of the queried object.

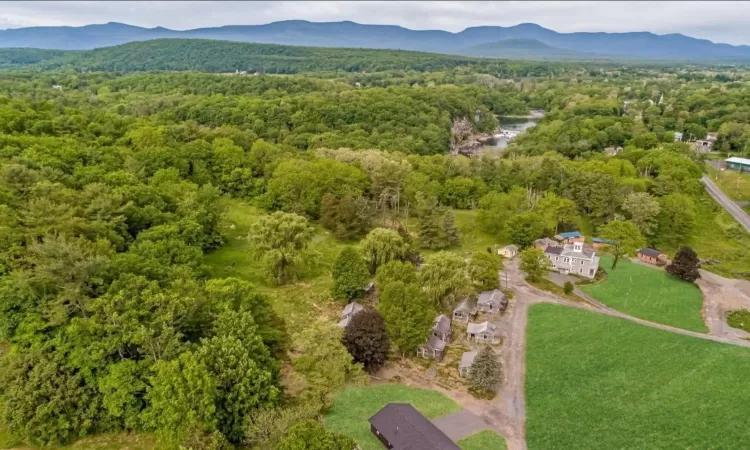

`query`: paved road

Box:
[432,410,490,441]
[702,175,750,232]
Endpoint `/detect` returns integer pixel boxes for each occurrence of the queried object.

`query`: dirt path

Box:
[697,269,750,340]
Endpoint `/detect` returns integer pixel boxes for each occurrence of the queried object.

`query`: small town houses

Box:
[466,321,500,344]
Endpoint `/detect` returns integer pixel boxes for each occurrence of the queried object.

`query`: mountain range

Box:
[1,20,750,61]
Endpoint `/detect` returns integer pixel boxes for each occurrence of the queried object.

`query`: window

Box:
[555,256,559,261]
[580,260,584,265]
[579,268,583,274]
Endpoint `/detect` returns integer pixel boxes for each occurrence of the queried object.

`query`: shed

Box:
[452,297,478,323]
[637,248,667,265]
[417,335,447,361]
[459,350,478,377]
[432,314,452,342]
[498,244,518,259]
[467,321,499,344]
[477,290,508,314]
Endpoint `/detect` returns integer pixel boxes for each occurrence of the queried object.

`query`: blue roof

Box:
[593,237,616,244]
[560,231,582,239]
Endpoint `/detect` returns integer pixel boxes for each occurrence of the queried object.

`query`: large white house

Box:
[544,242,600,279]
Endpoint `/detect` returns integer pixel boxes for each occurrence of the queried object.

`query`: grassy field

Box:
[323,384,461,450]
[580,255,707,332]
[458,430,507,450]
[706,165,750,202]
[203,198,349,328]
[526,303,750,450]
[0,431,157,450]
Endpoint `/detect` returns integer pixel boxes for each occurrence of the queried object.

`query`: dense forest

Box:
[1,44,750,449]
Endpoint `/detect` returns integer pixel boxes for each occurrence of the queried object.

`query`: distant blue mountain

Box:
[1,20,749,61]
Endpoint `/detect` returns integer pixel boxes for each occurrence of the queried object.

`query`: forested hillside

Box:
[1,62,750,449]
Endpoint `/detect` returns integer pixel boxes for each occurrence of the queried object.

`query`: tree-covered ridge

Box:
[0,38,567,76]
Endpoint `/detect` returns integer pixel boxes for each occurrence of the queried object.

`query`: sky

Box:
[2,1,750,46]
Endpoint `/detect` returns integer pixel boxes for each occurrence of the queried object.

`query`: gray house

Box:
[544,242,600,279]
[477,290,508,314]
[432,314,452,342]
[452,297,478,323]
[459,350,478,377]
[466,321,500,344]
[417,335,447,361]
[338,302,364,328]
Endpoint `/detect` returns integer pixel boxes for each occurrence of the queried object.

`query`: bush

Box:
[563,281,574,295]
[727,309,750,333]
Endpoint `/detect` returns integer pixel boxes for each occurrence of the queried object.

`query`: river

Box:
[481,116,541,150]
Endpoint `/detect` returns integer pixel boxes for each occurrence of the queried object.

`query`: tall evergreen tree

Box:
[442,210,460,247]
[468,345,503,392]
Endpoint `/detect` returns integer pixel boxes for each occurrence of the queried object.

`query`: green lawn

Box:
[0,431,156,450]
[580,255,707,332]
[706,165,750,202]
[323,384,461,450]
[458,430,507,450]
[526,303,750,450]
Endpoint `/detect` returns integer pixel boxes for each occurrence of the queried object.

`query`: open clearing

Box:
[580,255,707,332]
[526,303,750,450]
[0,431,157,450]
[706,165,750,202]
[323,384,461,450]
[457,430,507,450]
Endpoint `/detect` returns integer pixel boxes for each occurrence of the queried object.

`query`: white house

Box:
[544,242,600,279]
[498,245,518,259]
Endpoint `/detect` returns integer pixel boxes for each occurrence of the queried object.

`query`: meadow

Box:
[525,303,750,449]
[458,430,507,450]
[580,255,707,332]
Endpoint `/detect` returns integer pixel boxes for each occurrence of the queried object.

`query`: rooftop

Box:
[638,248,665,258]
[342,302,364,318]
[560,243,595,260]
[369,403,460,450]
[544,246,563,255]
[559,231,582,239]
[467,321,497,335]
[433,314,451,335]
[727,157,750,165]
[453,297,478,314]
[460,350,478,369]
[424,335,447,352]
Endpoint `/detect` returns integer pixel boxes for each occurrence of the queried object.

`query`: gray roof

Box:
[544,246,563,255]
[341,302,364,318]
[535,238,558,247]
[477,290,507,308]
[467,321,497,335]
[369,403,460,450]
[424,335,447,352]
[560,244,595,260]
[638,248,665,258]
[459,350,478,369]
[453,297,478,315]
[337,317,352,328]
[501,244,518,251]
[433,314,451,335]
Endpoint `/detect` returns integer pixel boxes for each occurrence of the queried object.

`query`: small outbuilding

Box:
[466,321,500,344]
[726,157,750,172]
[417,335,447,361]
[554,231,584,244]
[338,302,364,328]
[453,297,478,323]
[477,289,508,314]
[432,314,452,343]
[637,248,668,265]
[459,350,478,377]
[533,238,558,251]
[498,244,518,259]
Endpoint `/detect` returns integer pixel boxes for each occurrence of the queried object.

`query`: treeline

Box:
[0,38,566,76]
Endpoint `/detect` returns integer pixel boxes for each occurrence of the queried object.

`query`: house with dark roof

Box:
[637,248,667,265]
[544,241,600,279]
[477,290,508,314]
[432,314,452,342]
[369,403,460,450]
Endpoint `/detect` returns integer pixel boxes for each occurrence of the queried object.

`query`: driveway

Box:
[432,410,490,441]
[702,175,750,232]
[698,269,750,340]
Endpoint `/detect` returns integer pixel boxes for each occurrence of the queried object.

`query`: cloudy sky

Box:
[2,1,750,45]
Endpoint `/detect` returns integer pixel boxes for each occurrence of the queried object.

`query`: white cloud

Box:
[2,1,750,45]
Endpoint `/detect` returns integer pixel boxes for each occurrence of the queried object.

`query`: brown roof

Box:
[369,403,460,450]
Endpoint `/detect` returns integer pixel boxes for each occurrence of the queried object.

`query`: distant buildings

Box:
[498,244,518,259]
[726,157,750,172]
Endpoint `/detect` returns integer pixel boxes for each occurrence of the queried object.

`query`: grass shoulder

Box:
[458,430,507,450]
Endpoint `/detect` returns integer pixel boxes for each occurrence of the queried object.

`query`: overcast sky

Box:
[2,1,750,45]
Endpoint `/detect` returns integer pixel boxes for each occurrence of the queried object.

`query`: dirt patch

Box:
[698,269,750,339]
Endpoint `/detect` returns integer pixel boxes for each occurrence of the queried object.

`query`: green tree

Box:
[442,210,460,247]
[622,192,661,237]
[599,219,646,270]
[537,192,579,235]
[507,212,545,248]
[468,346,503,393]
[666,246,701,282]
[377,281,434,357]
[375,260,418,287]
[519,248,550,282]
[656,193,696,247]
[343,308,390,374]
[420,251,469,307]
[360,228,407,274]
[331,247,370,300]
[248,211,315,284]
[467,251,502,291]
[319,193,372,240]
[274,420,356,450]
[563,281,574,295]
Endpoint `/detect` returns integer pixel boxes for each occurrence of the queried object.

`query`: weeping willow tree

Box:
[359,227,406,274]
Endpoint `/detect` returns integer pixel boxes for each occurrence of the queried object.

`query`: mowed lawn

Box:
[324,384,461,450]
[580,255,707,332]
[458,430,507,450]
[526,303,750,449]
